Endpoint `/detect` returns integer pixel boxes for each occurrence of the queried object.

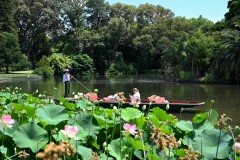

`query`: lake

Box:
[1,74,240,126]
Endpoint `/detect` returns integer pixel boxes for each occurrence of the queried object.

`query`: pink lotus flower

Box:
[233,142,240,154]
[123,123,137,135]
[0,114,15,129]
[61,125,80,139]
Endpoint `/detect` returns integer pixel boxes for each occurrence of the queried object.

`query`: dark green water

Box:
[1,75,240,126]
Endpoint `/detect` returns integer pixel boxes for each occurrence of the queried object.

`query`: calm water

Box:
[1,75,240,126]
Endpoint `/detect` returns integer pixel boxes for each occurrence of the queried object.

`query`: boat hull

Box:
[98,100,205,112]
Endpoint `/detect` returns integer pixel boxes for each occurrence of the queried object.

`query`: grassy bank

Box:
[0,70,41,81]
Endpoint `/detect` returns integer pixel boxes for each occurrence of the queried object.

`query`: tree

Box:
[14,0,61,66]
[0,32,26,73]
[0,0,17,33]
[71,54,95,74]
[86,0,109,30]
[215,29,240,83]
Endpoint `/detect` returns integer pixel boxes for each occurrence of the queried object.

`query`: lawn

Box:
[0,70,37,78]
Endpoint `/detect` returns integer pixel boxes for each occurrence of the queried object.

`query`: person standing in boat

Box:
[130,88,141,100]
[63,69,72,98]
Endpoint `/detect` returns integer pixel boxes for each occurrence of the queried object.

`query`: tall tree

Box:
[14,0,61,66]
[86,0,109,30]
[216,29,240,83]
[0,0,17,33]
[0,32,26,73]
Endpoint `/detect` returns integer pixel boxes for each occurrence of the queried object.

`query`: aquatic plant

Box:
[0,87,238,159]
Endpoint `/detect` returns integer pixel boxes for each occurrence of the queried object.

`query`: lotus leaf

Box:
[12,122,48,152]
[68,112,100,140]
[149,107,175,121]
[77,145,92,160]
[36,104,69,125]
[12,103,35,118]
[121,107,142,121]
[192,128,233,160]
[108,138,129,160]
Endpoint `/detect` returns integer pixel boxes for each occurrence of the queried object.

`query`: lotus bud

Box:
[103,142,107,147]
[181,108,184,112]
[72,92,75,95]
[113,106,117,111]
[93,100,98,104]
[36,89,38,93]
[235,126,240,131]
[142,105,146,111]
[166,104,170,111]
[178,138,182,146]
[78,92,83,96]
[94,89,99,93]
[74,95,79,99]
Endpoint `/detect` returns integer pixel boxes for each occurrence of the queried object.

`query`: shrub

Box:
[49,53,72,75]
[71,54,95,75]
[105,63,137,75]
[179,70,195,80]
[34,67,54,78]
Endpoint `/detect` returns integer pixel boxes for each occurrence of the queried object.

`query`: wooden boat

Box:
[97,99,205,112]
[59,93,205,112]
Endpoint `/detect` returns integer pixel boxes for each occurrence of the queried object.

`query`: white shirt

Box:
[133,92,141,99]
[63,73,71,82]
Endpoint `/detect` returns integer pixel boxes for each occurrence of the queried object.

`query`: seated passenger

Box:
[103,94,120,102]
[148,95,169,103]
[83,92,99,101]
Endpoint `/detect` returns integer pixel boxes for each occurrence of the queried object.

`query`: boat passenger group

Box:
[62,69,169,103]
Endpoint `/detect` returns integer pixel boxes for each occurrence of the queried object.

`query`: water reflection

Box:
[0,75,239,126]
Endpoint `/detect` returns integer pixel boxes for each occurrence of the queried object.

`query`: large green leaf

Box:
[12,122,48,152]
[176,120,214,136]
[77,145,92,160]
[192,128,233,160]
[176,120,193,132]
[76,98,93,110]
[12,103,36,118]
[108,138,129,160]
[149,108,175,121]
[36,104,69,125]
[121,107,142,121]
[68,112,100,140]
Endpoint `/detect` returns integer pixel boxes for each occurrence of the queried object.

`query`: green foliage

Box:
[179,70,195,80]
[37,56,50,68]
[49,53,73,75]
[12,122,48,152]
[36,105,69,125]
[0,88,238,159]
[33,67,54,78]
[0,32,25,73]
[71,54,95,75]
[105,62,137,75]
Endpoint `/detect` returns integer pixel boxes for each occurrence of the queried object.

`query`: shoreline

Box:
[0,75,42,83]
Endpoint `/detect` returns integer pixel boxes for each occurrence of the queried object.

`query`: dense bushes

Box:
[105,62,137,75]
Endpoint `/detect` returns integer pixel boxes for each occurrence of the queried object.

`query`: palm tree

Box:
[218,29,240,83]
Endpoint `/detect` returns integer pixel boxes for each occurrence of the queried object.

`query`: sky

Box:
[105,0,229,22]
